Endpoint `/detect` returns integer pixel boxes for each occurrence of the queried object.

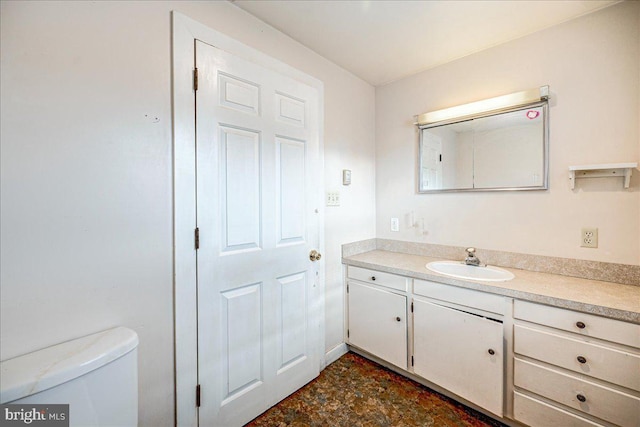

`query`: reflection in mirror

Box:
[420,120,473,190]
[418,103,548,192]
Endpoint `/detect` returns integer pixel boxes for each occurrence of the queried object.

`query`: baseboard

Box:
[324,343,348,367]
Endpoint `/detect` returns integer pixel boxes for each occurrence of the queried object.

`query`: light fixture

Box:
[416,86,549,127]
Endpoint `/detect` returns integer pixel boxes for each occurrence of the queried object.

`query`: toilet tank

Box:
[0,327,138,426]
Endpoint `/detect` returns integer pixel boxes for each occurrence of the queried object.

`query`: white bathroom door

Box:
[420,131,442,190]
[194,40,322,426]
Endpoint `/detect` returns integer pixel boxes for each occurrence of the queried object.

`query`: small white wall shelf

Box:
[569,162,638,189]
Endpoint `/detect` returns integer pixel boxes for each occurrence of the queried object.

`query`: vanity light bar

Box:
[416,86,549,127]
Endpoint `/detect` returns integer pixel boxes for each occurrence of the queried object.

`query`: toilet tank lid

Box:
[0,327,138,403]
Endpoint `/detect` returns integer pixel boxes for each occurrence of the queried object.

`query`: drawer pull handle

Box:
[371,276,376,281]
[576,321,586,329]
[395,317,401,322]
[488,349,495,355]
[577,356,587,364]
[576,394,587,403]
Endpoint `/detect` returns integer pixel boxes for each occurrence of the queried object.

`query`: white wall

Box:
[376,1,640,265]
[0,1,375,425]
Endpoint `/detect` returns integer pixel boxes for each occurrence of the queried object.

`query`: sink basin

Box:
[426,261,514,282]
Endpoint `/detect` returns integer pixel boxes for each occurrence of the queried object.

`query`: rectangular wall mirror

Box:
[417,88,549,193]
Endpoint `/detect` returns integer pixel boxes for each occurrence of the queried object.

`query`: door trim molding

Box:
[171,12,325,427]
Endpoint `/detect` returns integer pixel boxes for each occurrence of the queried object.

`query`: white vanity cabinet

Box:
[346,267,409,369]
[412,280,505,417]
[343,258,640,427]
[512,300,640,427]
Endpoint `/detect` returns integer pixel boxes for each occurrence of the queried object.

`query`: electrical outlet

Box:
[390,217,399,232]
[326,191,340,207]
[581,227,598,248]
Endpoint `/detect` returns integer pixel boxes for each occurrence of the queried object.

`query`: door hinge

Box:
[193,68,199,91]
[411,301,414,313]
[195,227,200,250]
[196,384,201,407]
[411,356,414,366]
[346,283,349,293]
[439,154,442,162]
[347,329,349,338]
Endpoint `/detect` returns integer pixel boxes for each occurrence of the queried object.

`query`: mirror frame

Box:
[417,100,549,193]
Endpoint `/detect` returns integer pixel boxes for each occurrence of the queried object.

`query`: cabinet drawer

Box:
[514,300,640,348]
[514,324,640,391]
[514,391,605,427]
[413,279,504,315]
[515,358,640,426]
[348,266,408,291]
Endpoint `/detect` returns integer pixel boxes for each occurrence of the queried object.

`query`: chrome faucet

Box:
[464,247,481,266]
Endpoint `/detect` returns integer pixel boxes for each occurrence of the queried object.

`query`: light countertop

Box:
[343,250,640,324]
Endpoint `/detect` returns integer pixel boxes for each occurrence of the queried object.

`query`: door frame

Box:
[171,12,325,427]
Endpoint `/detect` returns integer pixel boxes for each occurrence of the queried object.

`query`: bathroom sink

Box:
[426,261,514,282]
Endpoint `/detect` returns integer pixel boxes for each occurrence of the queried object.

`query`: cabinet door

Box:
[348,282,407,369]
[413,299,504,416]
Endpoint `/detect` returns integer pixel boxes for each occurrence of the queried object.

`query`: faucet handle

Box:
[466,247,476,255]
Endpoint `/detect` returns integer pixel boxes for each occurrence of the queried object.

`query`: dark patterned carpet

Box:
[246,352,506,427]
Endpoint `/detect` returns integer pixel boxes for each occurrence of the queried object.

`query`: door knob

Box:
[309,250,322,262]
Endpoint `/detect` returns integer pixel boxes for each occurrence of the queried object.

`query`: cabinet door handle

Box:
[371,276,376,281]
[576,321,586,329]
[576,394,587,403]
[395,317,401,322]
[577,356,587,364]
[488,349,495,355]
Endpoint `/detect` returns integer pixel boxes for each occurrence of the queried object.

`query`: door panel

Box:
[276,137,306,245]
[219,71,261,115]
[221,283,263,400]
[220,125,262,252]
[276,92,305,126]
[277,272,307,372]
[195,40,320,426]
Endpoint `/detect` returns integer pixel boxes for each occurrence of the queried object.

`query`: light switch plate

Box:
[391,218,399,232]
[342,169,351,185]
[326,191,340,206]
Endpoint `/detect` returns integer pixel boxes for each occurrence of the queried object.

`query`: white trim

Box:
[171,12,325,427]
[324,343,348,366]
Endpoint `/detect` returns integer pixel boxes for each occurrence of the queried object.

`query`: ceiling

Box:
[232,0,619,86]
